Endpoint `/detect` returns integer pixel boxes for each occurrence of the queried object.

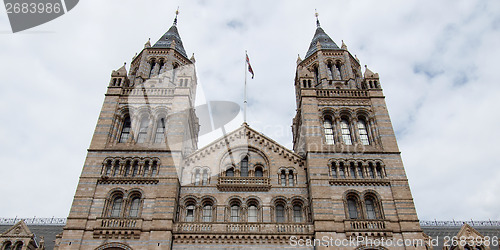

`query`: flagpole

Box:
[244,50,247,124]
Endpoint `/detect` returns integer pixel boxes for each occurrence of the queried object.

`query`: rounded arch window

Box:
[13,242,22,250]
[247,200,259,222]
[202,200,213,222]
[240,156,249,177]
[229,200,241,222]
[323,115,334,145]
[275,201,286,223]
[129,196,141,217]
[346,195,359,219]
[3,241,12,250]
[119,115,131,143]
[185,200,196,222]
[110,195,124,217]
[292,202,303,222]
[340,118,352,145]
[254,166,263,177]
[226,167,234,177]
[357,118,370,145]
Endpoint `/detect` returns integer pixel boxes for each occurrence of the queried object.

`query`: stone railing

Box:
[0,217,66,225]
[175,222,313,234]
[316,89,368,98]
[420,220,500,227]
[217,177,271,191]
[347,220,387,231]
[96,217,142,229]
[122,88,175,96]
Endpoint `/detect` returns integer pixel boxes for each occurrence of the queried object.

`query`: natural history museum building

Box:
[1,12,497,250]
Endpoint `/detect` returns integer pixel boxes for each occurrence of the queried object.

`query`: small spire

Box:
[315,9,320,27]
[173,7,179,26]
[341,40,347,50]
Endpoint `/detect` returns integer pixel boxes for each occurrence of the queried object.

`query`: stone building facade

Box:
[51,14,432,250]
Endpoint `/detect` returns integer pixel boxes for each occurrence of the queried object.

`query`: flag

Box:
[246,53,254,79]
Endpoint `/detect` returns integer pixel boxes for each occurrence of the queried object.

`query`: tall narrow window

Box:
[202,170,208,185]
[110,196,123,217]
[368,163,375,178]
[226,168,234,177]
[137,117,149,143]
[339,163,345,178]
[331,163,337,178]
[281,170,286,186]
[143,161,149,176]
[240,157,249,177]
[124,161,131,177]
[14,243,22,250]
[347,198,358,219]
[149,60,156,77]
[129,197,140,217]
[293,204,303,222]
[365,198,376,219]
[248,205,258,222]
[151,161,158,176]
[230,205,240,222]
[276,204,285,223]
[288,170,294,186]
[105,160,112,176]
[357,164,364,179]
[341,119,352,145]
[185,205,195,222]
[349,163,356,178]
[358,119,370,145]
[255,167,263,177]
[154,118,166,143]
[202,204,212,222]
[323,116,335,145]
[314,66,319,85]
[113,161,120,176]
[119,116,131,143]
[194,170,200,185]
[132,161,138,177]
[376,165,383,178]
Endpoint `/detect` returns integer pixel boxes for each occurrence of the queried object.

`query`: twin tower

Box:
[56,13,428,250]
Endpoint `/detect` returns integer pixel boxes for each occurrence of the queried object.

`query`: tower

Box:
[291,14,427,248]
[56,12,199,249]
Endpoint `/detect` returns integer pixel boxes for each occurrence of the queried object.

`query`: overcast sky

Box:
[0,0,499,221]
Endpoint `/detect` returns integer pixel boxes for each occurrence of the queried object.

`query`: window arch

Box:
[280,170,286,186]
[104,159,112,176]
[119,115,131,143]
[184,200,196,222]
[226,167,234,177]
[124,160,131,177]
[323,116,335,145]
[113,160,120,176]
[357,162,364,179]
[202,200,214,222]
[3,241,12,250]
[229,200,241,222]
[357,118,370,145]
[247,199,259,223]
[368,162,375,178]
[154,117,166,143]
[137,116,149,143]
[110,194,124,217]
[346,194,360,219]
[240,156,249,177]
[131,161,139,177]
[349,162,356,178]
[288,170,294,186]
[194,169,200,185]
[13,242,22,250]
[202,169,209,185]
[254,166,263,177]
[274,200,287,223]
[339,162,346,178]
[292,201,304,223]
[340,118,352,145]
[128,196,141,217]
[331,162,337,178]
[364,193,383,220]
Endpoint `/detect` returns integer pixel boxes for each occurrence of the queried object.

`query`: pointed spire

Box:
[364,65,379,78]
[153,8,188,58]
[144,38,151,48]
[341,40,347,50]
[297,54,302,65]
[304,12,340,59]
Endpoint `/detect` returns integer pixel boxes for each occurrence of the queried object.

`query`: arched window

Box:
[339,163,345,178]
[340,119,352,145]
[3,241,12,250]
[137,117,149,143]
[357,163,364,179]
[132,161,139,177]
[331,162,337,178]
[226,168,234,177]
[202,169,208,185]
[113,160,120,176]
[119,116,131,143]
[240,156,249,177]
[230,204,240,222]
[105,160,112,176]
[194,169,200,185]
[202,203,213,222]
[335,62,343,80]
[255,166,263,177]
[185,204,195,222]
[248,201,259,222]
[154,118,166,143]
[368,163,375,178]
[13,242,22,250]
[288,170,294,186]
[110,196,123,217]
[151,161,158,176]
[365,198,377,219]
[149,59,156,77]
[358,119,370,145]
[349,163,356,178]
[323,116,335,145]
[124,161,131,177]
[347,197,359,219]
[143,161,149,176]
[275,204,285,223]
[280,170,286,186]
[293,204,303,223]
[129,197,141,217]
[314,65,319,85]
[376,165,383,178]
